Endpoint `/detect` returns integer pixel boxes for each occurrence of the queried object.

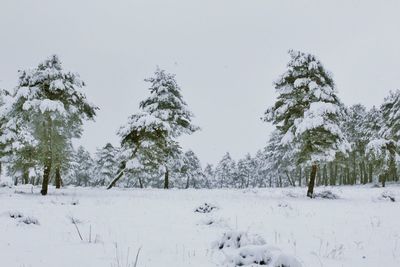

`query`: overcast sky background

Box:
[1,0,400,164]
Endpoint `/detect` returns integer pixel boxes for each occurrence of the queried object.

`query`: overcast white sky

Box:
[1,0,400,164]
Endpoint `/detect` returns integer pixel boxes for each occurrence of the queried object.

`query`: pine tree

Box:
[180,150,204,189]
[68,146,94,186]
[264,50,349,197]
[139,68,199,188]
[342,104,369,185]
[381,90,400,142]
[203,164,215,189]
[9,55,97,194]
[0,89,12,179]
[237,154,254,188]
[366,90,400,186]
[93,143,120,186]
[108,68,199,189]
[215,152,237,188]
[107,112,172,189]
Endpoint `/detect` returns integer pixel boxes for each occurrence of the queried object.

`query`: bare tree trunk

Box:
[107,169,125,189]
[41,161,52,195]
[307,164,318,198]
[41,118,52,196]
[185,175,190,189]
[381,173,386,187]
[23,168,29,184]
[55,166,62,189]
[323,165,328,186]
[164,167,169,189]
[285,171,295,187]
[138,176,143,188]
[298,167,302,187]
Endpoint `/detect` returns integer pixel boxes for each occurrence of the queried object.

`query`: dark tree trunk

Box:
[307,164,317,198]
[381,174,386,188]
[41,117,52,196]
[185,176,190,189]
[323,165,328,186]
[298,167,302,187]
[138,176,143,188]
[368,163,373,183]
[41,161,52,195]
[352,152,357,185]
[164,167,169,189]
[359,162,365,184]
[23,168,29,184]
[55,166,62,189]
[107,169,125,189]
[333,164,338,186]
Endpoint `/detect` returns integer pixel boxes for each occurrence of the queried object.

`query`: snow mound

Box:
[314,190,339,199]
[20,216,39,225]
[214,231,266,250]
[227,245,273,266]
[379,191,396,202]
[9,210,24,219]
[224,245,302,267]
[273,253,303,267]
[214,231,302,267]
[195,202,218,213]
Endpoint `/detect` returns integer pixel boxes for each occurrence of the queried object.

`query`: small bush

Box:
[195,202,217,213]
[215,231,266,250]
[9,211,24,219]
[380,191,396,202]
[20,216,39,225]
[315,190,339,200]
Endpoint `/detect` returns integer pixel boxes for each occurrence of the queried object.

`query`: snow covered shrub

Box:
[379,191,396,202]
[20,216,39,225]
[214,231,266,250]
[314,190,339,199]
[195,202,218,213]
[227,245,273,266]
[273,253,302,267]
[9,210,23,219]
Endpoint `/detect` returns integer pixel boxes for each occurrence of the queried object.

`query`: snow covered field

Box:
[1,185,399,267]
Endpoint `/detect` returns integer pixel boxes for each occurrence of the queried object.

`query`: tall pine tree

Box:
[264,50,349,197]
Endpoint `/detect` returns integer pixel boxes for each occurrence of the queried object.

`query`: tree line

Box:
[0,52,399,197]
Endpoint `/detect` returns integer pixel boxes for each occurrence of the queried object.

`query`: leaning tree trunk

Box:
[106,169,125,190]
[41,118,52,196]
[307,164,318,198]
[164,167,169,189]
[55,165,62,189]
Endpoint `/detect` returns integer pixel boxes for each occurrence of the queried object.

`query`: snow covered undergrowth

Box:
[0,185,400,267]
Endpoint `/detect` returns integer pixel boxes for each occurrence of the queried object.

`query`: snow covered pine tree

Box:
[9,55,97,195]
[264,50,349,198]
[107,67,199,189]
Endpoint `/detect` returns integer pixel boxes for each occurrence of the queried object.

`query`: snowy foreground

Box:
[1,185,400,267]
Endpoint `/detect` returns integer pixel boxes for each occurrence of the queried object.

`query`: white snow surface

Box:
[0,185,400,266]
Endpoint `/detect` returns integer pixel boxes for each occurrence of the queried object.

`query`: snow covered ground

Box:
[1,185,399,267]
